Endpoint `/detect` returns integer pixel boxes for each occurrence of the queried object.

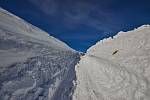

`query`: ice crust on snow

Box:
[73,25,150,100]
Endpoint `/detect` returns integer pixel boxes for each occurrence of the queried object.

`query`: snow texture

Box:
[0,7,80,100]
[73,25,150,100]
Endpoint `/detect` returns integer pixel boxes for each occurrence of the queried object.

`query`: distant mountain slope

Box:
[0,7,80,100]
[73,25,150,100]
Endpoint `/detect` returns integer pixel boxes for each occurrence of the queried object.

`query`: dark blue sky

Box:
[0,0,150,52]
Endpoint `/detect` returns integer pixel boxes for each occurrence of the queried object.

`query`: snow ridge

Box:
[73,25,150,100]
[0,7,72,51]
[0,8,80,100]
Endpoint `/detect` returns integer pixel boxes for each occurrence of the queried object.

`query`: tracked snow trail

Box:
[73,25,150,100]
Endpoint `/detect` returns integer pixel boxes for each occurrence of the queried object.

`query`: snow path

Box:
[73,25,150,100]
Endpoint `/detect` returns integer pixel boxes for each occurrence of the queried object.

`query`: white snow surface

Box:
[0,8,80,100]
[0,7,73,67]
[0,7,71,50]
[73,25,150,100]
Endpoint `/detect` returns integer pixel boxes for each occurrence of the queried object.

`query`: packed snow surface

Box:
[0,7,80,100]
[73,25,150,100]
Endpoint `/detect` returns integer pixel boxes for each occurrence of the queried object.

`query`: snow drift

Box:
[73,25,150,100]
[0,7,80,100]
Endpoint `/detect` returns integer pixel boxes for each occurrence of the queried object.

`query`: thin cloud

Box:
[29,0,58,16]
[28,0,122,33]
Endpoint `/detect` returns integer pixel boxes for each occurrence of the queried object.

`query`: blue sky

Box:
[0,0,150,52]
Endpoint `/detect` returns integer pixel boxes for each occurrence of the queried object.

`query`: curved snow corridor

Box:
[73,25,150,100]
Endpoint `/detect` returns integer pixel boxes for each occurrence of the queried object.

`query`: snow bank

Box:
[0,7,72,52]
[0,8,80,100]
[73,25,150,100]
